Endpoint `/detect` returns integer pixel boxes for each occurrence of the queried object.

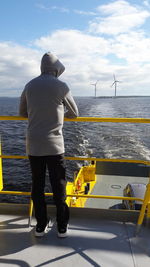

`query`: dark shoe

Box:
[34,221,50,237]
[57,224,68,238]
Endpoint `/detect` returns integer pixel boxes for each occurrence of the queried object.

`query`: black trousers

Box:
[29,154,69,227]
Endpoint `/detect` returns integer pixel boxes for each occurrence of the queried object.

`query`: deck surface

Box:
[0,206,150,267]
[86,174,149,209]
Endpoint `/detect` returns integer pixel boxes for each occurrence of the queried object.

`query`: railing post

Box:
[0,138,3,191]
[136,180,150,235]
[28,198,33,227]
[146,201,150,226]
[146,172,150,227]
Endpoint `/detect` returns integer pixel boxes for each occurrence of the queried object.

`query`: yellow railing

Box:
[0,139,3,190]
[0,115,150,123]
[0,190,144,202]
[0,115,150,233]
[1,154,150,166]
[0,185,148,232]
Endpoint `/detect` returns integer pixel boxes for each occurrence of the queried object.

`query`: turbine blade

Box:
[111,82,115,87]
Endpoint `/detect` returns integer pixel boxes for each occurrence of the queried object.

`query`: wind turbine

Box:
[111,74,121,97]
[91,80,99,98]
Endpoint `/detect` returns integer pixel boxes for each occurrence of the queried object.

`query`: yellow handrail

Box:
[1,154,150,166]
[0,115,150,123]
[0,190,143,202]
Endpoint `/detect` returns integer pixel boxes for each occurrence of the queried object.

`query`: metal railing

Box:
[0,115,150,123]
[0,115,150,234]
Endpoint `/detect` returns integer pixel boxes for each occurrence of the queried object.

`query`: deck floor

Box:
[0,209,150,267]
[86,174,149,209]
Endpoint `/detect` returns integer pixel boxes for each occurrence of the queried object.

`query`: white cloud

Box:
[74,9,96,16]
[36,3,69,13]
[51,6,69,13]
[97,0,140,15]
[34,29,111,57]
[111,31,150,63]
[1,25,150,96]
[34,29,113,94]
[0,1,150,97]
[36,3,49,11]
[0,42,40,93]
[33,27,150,96]
[143,0,150,8]
[89,0,150,35]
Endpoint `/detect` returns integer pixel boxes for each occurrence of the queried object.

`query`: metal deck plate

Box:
[85,174,149,209]
[0,207,150,267]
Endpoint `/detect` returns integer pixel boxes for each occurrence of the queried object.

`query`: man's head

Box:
[41,52,65,77]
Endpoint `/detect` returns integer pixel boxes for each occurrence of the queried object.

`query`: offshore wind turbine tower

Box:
[91,80,99,98]
[111,75,121,97]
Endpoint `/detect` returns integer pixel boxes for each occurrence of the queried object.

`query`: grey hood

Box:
[40,52,65,77]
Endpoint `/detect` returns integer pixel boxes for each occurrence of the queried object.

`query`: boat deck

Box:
[86,174,149,209]
[0,204,150,267]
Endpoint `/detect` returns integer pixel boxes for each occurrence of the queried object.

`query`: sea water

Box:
[0,96,150,202]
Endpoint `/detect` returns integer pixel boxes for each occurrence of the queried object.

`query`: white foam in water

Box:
[130,137,150,161]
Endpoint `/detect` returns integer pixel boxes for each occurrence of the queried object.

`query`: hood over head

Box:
[40,52,65,77]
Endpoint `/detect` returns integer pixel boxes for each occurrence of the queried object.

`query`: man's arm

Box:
[19,89,28,117]
[63,91,79,119]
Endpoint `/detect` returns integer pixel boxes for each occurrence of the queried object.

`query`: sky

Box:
[0,0,150,97]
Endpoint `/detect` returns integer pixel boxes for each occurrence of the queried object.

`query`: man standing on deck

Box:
[19,52,78,238]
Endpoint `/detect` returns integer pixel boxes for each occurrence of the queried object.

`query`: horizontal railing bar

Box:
[0,191,53,196]
[0,155,28,159]
[1,154,150,166]
[0,191,31,196]
[67,194,144,202]
[0,190,143,202]
[0,116,27,121]
[1,155,28,159]
[0,116,150,123]
[66,157,150,166]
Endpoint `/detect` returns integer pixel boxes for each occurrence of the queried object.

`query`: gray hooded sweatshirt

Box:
[19,52,79,156]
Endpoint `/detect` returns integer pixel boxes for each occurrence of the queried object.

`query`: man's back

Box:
[26,74,68,135]
[19,52,78,156]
